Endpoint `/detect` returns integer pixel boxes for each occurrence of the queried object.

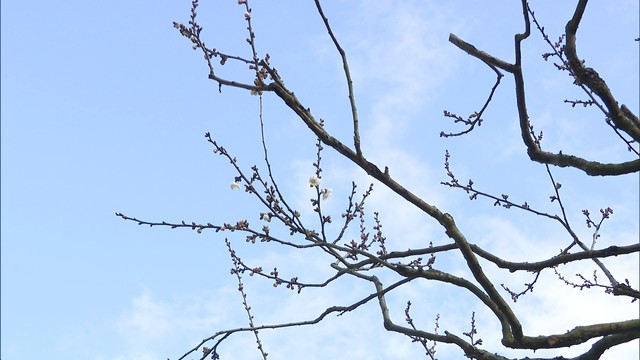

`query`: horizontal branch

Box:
[525,152,640,176]
[517,319,640,350]
[472,243,640,272]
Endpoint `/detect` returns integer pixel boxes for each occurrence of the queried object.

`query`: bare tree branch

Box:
[313,0,362,158]
[448,0,640,176]
[121,1,640,358]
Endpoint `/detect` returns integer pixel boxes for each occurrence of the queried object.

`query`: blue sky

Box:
[1,1,638,359]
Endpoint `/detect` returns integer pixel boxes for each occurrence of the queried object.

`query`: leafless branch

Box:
[448,0,640,176]
[313,0,362,157]
[121,1,640,359]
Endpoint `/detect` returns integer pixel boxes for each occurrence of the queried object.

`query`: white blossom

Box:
[321,188,332,200]
[230,182,241,190]
[309,176,321,187]
[260,212,272,222]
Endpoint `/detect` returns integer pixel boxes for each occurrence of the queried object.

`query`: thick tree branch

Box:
[394,266,514,338]
[520,319,640,350]
[472,243,640,273]
[574,331,640,360]
[564,0,640,143]
[449,0,640,176]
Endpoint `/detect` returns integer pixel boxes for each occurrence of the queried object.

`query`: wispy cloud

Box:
[111,288,232,359]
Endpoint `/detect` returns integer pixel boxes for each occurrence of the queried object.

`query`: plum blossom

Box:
[309,176,321,187]
[321,188,332,200]
[230,181,241,190]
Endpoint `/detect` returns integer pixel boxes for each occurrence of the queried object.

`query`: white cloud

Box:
[117,290,173,341]
[111,288,234,360]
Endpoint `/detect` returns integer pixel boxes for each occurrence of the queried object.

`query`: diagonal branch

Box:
[264,67,525,346]
[449,34,516,73]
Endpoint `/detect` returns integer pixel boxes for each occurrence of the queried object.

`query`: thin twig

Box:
[313,0,362,157]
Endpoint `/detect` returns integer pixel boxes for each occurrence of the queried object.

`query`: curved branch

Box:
[564,0,640,143]
[394,266,514,337]
[441,38,504,138]
[449,0,640,176]
[574,331,640,360]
